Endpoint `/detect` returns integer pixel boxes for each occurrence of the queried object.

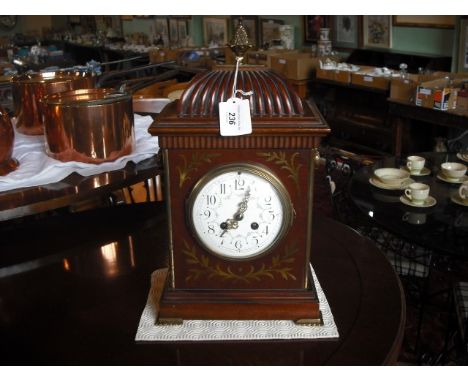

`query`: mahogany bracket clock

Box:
[149,55,330,325]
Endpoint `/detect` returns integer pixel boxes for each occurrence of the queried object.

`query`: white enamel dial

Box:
[188,163,293,259]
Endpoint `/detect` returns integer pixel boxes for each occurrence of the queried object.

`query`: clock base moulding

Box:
[156,268,322,325]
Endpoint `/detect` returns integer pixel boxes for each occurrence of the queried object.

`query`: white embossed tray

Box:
[135,265,339,342]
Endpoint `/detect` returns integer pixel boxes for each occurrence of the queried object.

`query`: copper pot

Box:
[11,71,96,135]
[0,106,18,175]
[42,88,134,164]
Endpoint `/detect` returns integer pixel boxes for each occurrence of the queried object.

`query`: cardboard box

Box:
[415,78,460,110]
[316,68,354,84]
[351,67,392,90]
[455,88,468,112]
[270,53,323,80]
[390,73,468,103]
[286,79,310,99]
[389,74,420,102]
[246,49,297,67]
[315,67,336,81]
[457,97,468,111]
[149,48,179,63]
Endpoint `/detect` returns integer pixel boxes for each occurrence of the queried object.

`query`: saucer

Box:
[457,153,468,163]
[402,166,430,176]
[400,195,436,208]
[436,173,468,184]
[451,194,468,207]
[370,176,414,190]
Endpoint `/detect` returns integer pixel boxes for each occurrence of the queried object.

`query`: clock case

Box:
[149,65,330,324]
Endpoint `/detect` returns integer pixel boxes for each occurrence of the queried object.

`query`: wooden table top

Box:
[0,204,405,365]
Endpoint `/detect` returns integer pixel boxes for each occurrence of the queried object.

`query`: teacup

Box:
[402,211,427,225]
[374,168,410,187]
[404,182,430,205]
[406,155,425,175]
[459,180,468,201]
[441,162,467,181]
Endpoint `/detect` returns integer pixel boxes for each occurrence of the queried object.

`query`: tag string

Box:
[231,56,253,99]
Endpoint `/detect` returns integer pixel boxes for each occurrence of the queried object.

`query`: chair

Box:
[448,281,468,364]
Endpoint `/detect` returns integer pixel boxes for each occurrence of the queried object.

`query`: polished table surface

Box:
[0,203,405,365]
[0,155,161,221]
[350,152,468,257]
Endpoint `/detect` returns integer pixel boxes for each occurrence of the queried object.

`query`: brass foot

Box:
[294,311,323,326]
[156,318,184,325]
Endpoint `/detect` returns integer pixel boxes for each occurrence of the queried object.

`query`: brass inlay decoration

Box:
[183,240,298,283]
[177,152,221,188]
[257,152,302,194]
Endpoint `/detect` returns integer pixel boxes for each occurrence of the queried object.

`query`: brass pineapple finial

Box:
[228,18,252,60]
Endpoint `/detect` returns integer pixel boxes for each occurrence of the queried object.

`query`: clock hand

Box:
[220,188,251,236]
[233,187,251,221]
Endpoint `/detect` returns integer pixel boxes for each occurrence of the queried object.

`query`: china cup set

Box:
[371,154,468,208]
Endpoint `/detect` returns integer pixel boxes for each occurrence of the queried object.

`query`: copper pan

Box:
[11,71,96,135]
[0,106,18,175]
[42,88,134,164]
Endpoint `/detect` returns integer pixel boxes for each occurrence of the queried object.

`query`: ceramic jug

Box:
[0,105,18,176]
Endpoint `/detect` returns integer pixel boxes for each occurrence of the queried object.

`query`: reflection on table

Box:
[350,152,468,257]
[0,155,161,221]
[0,204,405,365]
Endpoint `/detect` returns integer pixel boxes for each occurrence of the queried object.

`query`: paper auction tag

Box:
[219,97,252,136]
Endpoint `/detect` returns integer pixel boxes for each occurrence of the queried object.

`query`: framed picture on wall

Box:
[303,16,330,43]
[363,15,392,49]
[392,15,455,29]
[458,18,468,72]
[260,18,284,47]
[203,17,228,46]
[169,18,178,44]
[231,16,259,48]
[332,15,361,49]
[69,16,81,25]
[178,19,188,44]
[154,17,169,46]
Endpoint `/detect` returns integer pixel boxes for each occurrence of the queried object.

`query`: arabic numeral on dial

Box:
[264,195,272,205]
[262,225,269,235]
[219,183,226,194]
[261,210,275,222]
[206,195,217,205]
[235,240,243,250]
[249,236,259,246]
[203,210,211,218]
[235,178,245,191]
[207,224,215,234]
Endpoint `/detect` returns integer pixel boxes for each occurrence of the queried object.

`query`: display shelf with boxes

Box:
[310,49,453,156]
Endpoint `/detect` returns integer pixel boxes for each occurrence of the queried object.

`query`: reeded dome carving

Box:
[177,66,304,118]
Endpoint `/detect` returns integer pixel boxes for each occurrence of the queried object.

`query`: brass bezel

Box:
[186,162,294,261]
